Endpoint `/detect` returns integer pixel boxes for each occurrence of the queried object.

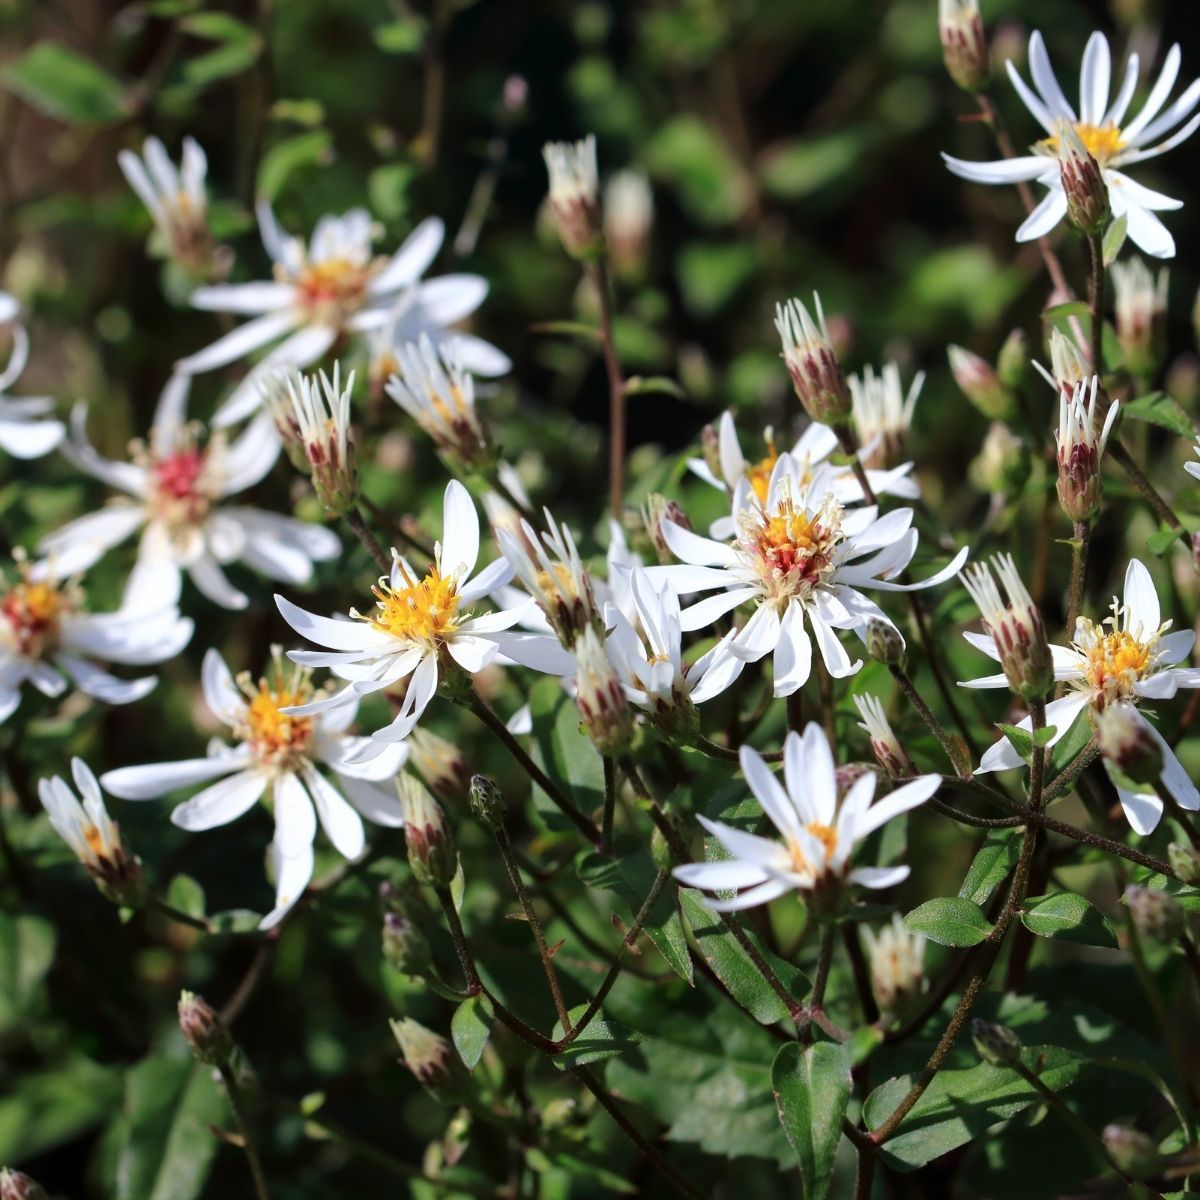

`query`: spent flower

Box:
[863,913,926,1013]
[1111,257,1169,379]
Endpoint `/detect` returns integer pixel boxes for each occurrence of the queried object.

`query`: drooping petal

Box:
[171,767,268,830]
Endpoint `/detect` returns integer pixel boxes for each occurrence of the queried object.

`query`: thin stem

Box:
[220,939,278,1027]
[151,897,214,934]
[437,888,481,996]
[602,756,617,853]
[721,912,805,1023]
[853,1138,877,1200]
[1086,232,1104,376]
[343,506,392,574]
[905,596,979,758]
[930,796,1025,829]
[1111,439,1188,543]
[1064,519,1090,642]
[890,664,969,778]
[1042,739,1100,804]
[586,259,627,517]
[572,1066,707,1200]
[694,735,782,764]
[800,923,837,1040]
[217,1063,272,1200]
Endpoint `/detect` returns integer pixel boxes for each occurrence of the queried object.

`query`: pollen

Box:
[747,440,779,504]
[1072,599,1162,709]
[82,822,106,858]
[740,490,844,604]
[1,576,74,658]
[237,655,317,768]
[1041,122,1126,165]
[365,564,462,645]
[296,257,372,321]
[788,822,839,873]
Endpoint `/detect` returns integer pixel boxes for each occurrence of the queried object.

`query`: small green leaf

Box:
[450,993,493,1070]
[772,1041,852,1200]
[623,375,685,398]
[998,723,1033,761]
[550,1005,643,1069]
[1041,300,1091,320]
[1122,392,1194,438]
[1020,892,1117,947]
[959,828,1021,905]
[165,875,206,919]
[206,909,261,934]
[1,42,127,123]
[1033,724,1058,748]
[1146,526,1182,556]
[374,16,428,54]
[903,897,993,947]
[1101,214,1128,265]
[257,130,333,201]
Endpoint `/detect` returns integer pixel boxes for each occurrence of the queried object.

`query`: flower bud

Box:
[1102,1124,1161,1180]
[1169,842,1200,885]
[865,617,905,667]
[574,626,635,755]
[390,1017,472,1104]
[408,727,471,805]
[382,912,432,978]
[468,774,506,831]
[1094,701,1163,788]
[970,1018,1023,1067]
[643,494,692,565]
[993,330,1025,390]
[543,136,603,261]
[1111,258,1168,382]
[178,990,233,1065]
[854,695,913,778]
[775,294,853,425]
[1057,120,1110,235]
[863,914,926,1014]
[969,422,1029,496]
[1125,885,1184,943]
[604,169,653,279]
[1056,376,1117,522]
[939,0,989,92]
[948,345,1016,420]
[700,422,722,480]
[260,371,310,472]
[287,365,358,516]
[0,1169,48,1200]
[961,554,1054,701]
[398,775,458,889]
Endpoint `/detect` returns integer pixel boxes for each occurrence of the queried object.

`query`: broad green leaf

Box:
[0,913,56,1028]
[528,677,605,832]
[176,14,262,91]
[1032,724,1058,748]
[551,1005,643,1069]
[1021,892,1117,947]
[759,130,867,200]
[1,42,126,123]
[772,1042,851,1200]
[115,1046,229,1200]
[958,828,1020,905]
[1101,214,1128,265]
[676,241,757,317]
[451,993,493,1071]
[257,130,333,201]
[903,897,992,947]
[0,1054,121,1163]
[1048,710,1093,775]
[165,875,206,919]
[679,888,807,1024]
[1122,392,1194,438]
[1147,526,1182,557]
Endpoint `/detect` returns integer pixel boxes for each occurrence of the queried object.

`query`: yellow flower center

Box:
[240,673,316,768]
[1074,610,1158,710]
[296,256,373,323]
[788,821,839,872]
[1,578,73,658]
[747,442,779,504]
[1041,122,1126,166]
[741,491,844,605]
[365,565,462,645]
[82,823,106,858]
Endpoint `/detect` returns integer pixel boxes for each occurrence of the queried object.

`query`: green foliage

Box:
[772,1041,852,1200]
[903,897,992,947]
[0,42,126,123]
[1020,893,1118,948]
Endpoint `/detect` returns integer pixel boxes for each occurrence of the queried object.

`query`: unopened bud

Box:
[261,371,310,472]
[382,912,432,978]
[1095,701,1162,787]
[970,1018,1023,1067]
[961,554,1053,701]
[854,695,912,778]
[775,294,853,425]
[288,365,358,516]
[700,423,722,480]
[0,1169,48,1200]
[1125,885,1184,943]
[543,136,603,261]
[643,494,692,565]
[1057,121,1110,235]
[1056,376,1117,522]
[398,775,458,888]
[604,169,653,279]
[996,329,1028,391]
[574,625,635,755]
[1111,258,1168,382]
[1102,1124,1161,1180]
[1169,842,1200,885]
[865,617,905,666]
[408,727,470,804]
[390,1017,472,1103]
[863,914,926,1014]
[970,422,1029,496]
[948,345,1016,420]
[178,990,233,1065]
[939,0,989,92]
[468,774,506,830]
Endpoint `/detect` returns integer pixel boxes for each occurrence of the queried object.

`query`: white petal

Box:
[771,601,813,697]
[1027,30,1077,123]
[942,152,1053,185]
[729,603,781,663]
[175,310,297,374]
[1122,558,1160,636]
[259,841,314,930]
[440,478,479,579]
[1122,203,1176,259]
[276,594,392,652]
[1016,188,1069,242]
[190,281,295,314]
[853,774,940,840]
[303,765,365,858]
[370,217,445,293]
[740,744,803,842]
[171,768,267,830]
[1079,32,1111,126]
[848,865,910,890]
[102,753,248,799]
[1121,44,1181,141]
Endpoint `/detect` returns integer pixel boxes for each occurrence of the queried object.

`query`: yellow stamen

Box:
[1041,122,1126,165]
[366,565,461,644]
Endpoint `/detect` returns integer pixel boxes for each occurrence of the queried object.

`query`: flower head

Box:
[604,168,653,275]
[287,364,358,515]
[775,294,852,425]
[854,694,912,778]
[1111,257,1169,379]
[1056,375,1118,521]
[573,625,634,755]
[938,0,989,92]
[542,135,602,259]
[863,913,926,1013]
[948,345,1016,420]
[849,362,924,469]
[0,295,64,460]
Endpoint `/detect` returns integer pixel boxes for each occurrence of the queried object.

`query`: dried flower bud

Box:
[543,136,603,260]
[775,294,853,425]
[948,345,1016,420]
[1094,701,1163,788]
[574,626,635,755]
[939,0,989,92]
[287,365,358,516]
[1102,1124,1160,1180]
[398,775,458,889]
[0,1169,48,1200]
[604,169,653,278]
[643,494,692,565]
[961,554,1053,701]
[1057,120,1110,235]
[970,422,1029,496]
[468,775,506,830]
[854,695,913,778]
[390,1017,472,1104]
[996,328,1028,391]
[1169,842,1200,885]
[1125,885,1184,943]
[382,912,432,978]
[178,990,233,1065]
[1111,258,1169,382]
[408,727,471,804]
[863,914,926,1014]
[865,617,906,666]
[1056,376,1118,522]
[970,1018,1023,1067]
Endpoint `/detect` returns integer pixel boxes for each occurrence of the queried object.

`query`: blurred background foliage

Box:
[3,0,1200,1196]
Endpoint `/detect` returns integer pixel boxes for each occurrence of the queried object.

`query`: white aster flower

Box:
[686,410,917,540]
[177,201,505,426]
[943,31,1200,257]
[862,912,926,1013]
[849,362,925,471]
[1185,439,1200,483]
[286,364,358,514]
[0,558,192,725]
[964,558,1200,833]
[650,453,967,697]
[38,374,339,611]
[275,480,572,753]
[674,723,940,910]
[102,648,409,929]
[0,293,65,459]
[118,136,213,273]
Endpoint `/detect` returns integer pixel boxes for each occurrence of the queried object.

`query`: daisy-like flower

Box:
[943,31,1200,258]
[651,453,967,696]
[686,410,917,540]
[849,362,925,471]
[863,912,926,1014]
[1185,439,1200,483]
[1056,375,1118,521]
[0,557,192,725]
[38,375,339,611]
[177,202,505,426]
[674,723,941,911]
[102,648,408,929]
[965,558,1200,833]
[39,758,143,903]
[0,292,65,459]
[118,137,215,276]
[275,480,572,753]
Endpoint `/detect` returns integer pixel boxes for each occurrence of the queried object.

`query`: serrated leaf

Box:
[1122,392,1194,438]
[1102,214,1128,265]
[772,1041,851,1200]
[959,828,1021,905]
[551,1004,642,1069]
[450,993,493,1070]
[1,42,127,123]
[1021,892,1117,947]
[903,897,992,947]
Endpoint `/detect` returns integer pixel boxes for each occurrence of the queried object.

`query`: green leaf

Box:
[528,677,605,832]
[759,130,867,200]
[679,888,807,1024]
[0,1054,121,1163]
[676,241,757,317]
[998,723,1033,761]
[1,42,126,123]
[958,829,1021,905]
[1021,893,1117,947]
[1122,392,1194,438]
[645,116,749,226]
[1049,709,1093,775]
[1147,526,1182,557]
[176,13,263,91]
[1102,214,1128,266]
[772,1042,851,1200]
[257,130,333,202]
[903,897,992,947]
[450,993,493,1071]
[374,16,428,55]
[165,875,206,919]
[1033,724,1058,748]
[622,375,685,399]
[551,1005,643,1069]
[1042,301,1091,320]
[0,913,56,1029]
[115,1047,229,1200]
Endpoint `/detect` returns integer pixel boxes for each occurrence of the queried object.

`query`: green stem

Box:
[586,258,627,518]
[1064,519,1089,643]
[890,664,970,778]
[436,888,481,996]
[343,506,392,574]
[217,1063,272,1200]
[1086,231,1105,375]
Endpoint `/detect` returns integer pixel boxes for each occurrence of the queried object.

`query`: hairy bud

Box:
[865,617,905,667]
[1169,842,1200,886]
[382,912,432,978]
[1125,885,1184,943]
[1102,1124,1161,1180]
[775,294,853,425]
[178,990,233,1065]
[1056,376,1117,522]
[938,0,989,92]
[1111,258,1169,383]
[468,774,506,831]
[1095,701,1162,788]
[390,1017,472,1104]
[970,1018,1023,1067]
[398,775,458,888]
[408,727,471,805]
[1057,120,1110,235]
[948,345,1015,420]
[287,365,358,516]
